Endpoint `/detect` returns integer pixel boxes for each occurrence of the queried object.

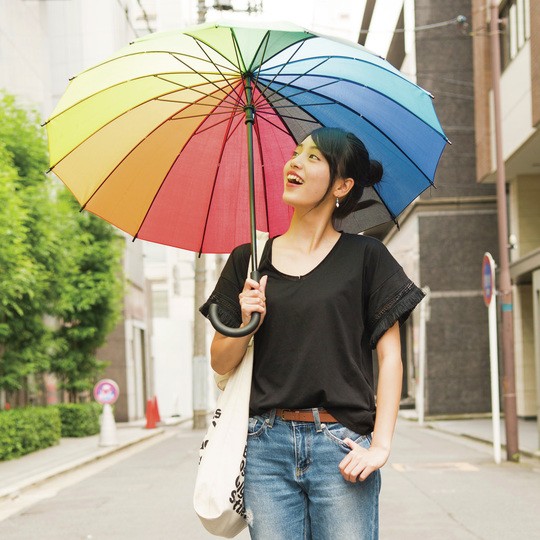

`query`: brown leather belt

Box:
[276,408,338,423]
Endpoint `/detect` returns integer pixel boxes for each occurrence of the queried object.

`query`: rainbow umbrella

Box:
[45,20,448,336]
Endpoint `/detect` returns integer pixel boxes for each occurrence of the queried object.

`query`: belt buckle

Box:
[279,409,290,420]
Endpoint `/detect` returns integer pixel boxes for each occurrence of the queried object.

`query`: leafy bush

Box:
[55,403,102,437]
[0,407,61,461]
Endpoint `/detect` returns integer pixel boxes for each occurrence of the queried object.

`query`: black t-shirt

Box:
[200,233,424,435]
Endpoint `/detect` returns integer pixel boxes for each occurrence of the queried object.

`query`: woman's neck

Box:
[280,210,340,253]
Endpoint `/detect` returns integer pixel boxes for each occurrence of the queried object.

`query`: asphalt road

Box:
[0,421,539,539]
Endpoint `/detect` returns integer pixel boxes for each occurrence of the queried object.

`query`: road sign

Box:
[93,379,119,405]
[482,253,495,307]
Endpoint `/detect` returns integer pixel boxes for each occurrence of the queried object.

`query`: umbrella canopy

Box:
[46,20,448,255]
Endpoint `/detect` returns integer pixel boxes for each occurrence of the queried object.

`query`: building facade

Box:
[0,0,161,420]
[361,0,499,416]
[472,0,539,442]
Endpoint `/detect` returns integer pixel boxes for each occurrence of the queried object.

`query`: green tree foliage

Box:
[0,93,57,391]
[51,192,124,400]
[0,91,123,401]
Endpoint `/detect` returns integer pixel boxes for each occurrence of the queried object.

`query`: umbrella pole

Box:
[244,74,260,281]
[207,74,261,337]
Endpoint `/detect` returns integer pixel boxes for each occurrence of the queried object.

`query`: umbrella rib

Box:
[254,57,331,107]
[173,84,243,135]
[153,75,235,101]
[252,115,271,233]
[68,48,237,82]
[186,110,243,134]
[265,73,448,143]
[260,54,424,97]
[186,30,247,75]
[254,113,302,137]
[49,83,235,169]
[76,88,236,212]
[131,94,244,245]
[171,52,240,98]
[157,98,238,110]
[256,78,340,107]
[257,109,321,125]
[255,86,324,143]
[247,30,271,75]
[197,108,247,255]
[46,73,234,125]
[289,83,437,186]
[252,39,307,91]
[191,39,245,97]
[229,28,247,73]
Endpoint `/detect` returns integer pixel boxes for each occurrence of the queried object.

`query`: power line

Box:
[358,15,468,35]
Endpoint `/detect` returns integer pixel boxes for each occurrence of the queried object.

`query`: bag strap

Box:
[214,232,269,390]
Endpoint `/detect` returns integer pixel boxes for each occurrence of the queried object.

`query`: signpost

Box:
[482,253,501,464]
[94,379,119,447]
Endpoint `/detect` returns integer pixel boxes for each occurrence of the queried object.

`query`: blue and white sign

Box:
[482,253,495,307]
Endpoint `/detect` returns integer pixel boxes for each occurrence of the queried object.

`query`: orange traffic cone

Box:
[153,395,161,423]
[145,399,156,429]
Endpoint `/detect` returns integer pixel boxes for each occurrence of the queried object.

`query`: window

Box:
[500,0,531,70]
[151,284,169,318]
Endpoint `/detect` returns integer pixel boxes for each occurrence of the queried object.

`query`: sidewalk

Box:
[0,417,185,502]
[400,410,540,458]
[1,412,538,508]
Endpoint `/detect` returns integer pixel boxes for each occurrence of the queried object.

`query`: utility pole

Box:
[197,0,207,24]
[488,0,519,462]
[192,253,208,429]
[192,0,209,430]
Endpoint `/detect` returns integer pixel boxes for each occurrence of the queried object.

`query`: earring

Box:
[335,197,340,208]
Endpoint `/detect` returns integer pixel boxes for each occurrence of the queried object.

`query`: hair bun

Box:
[364,159,383,187]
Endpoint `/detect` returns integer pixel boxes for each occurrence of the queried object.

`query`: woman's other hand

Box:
[338,439,389,483]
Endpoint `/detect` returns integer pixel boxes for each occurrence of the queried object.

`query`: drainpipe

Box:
[489,0,519,462]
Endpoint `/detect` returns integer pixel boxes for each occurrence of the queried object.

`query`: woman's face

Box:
[282,136,332,209]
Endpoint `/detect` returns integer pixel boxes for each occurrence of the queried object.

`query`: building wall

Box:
[0,1,48,108]
[513,283,537,416]
[418,210,499,414]
[511,175,540,259]
[383,0,499,414]
[416,0,494,199]
[471,0,493,181]
[530,0,540,126]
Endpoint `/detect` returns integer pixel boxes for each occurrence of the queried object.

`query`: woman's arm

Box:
[339,322,402,482]
[210,276,268,375]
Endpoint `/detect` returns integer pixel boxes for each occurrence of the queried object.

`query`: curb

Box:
[0,427,167,503]
[424,423,540,461]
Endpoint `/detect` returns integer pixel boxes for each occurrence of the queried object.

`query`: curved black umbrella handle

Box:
[208,270,262,338]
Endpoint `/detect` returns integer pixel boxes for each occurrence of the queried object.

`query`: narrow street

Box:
[0,421,539,539]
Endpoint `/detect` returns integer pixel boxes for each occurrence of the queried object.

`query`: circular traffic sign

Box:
[482,253,495,307]
[93,379,120,405]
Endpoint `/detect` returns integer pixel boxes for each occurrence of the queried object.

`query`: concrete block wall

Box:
[419,211,499,414]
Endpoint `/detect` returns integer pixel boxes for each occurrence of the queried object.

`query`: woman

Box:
[201,127,424,539]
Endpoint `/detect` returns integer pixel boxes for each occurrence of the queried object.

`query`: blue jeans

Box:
[244,409,381,540]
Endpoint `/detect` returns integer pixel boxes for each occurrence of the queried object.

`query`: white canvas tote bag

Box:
[193,232,267,538]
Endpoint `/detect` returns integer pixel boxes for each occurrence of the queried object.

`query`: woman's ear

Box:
[333,177,354,198]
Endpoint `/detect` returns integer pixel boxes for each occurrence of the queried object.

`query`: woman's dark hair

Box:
[310,127,383,219]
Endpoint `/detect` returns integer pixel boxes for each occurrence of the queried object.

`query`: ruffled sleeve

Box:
[199,243,251,329]
[364,240,425,349]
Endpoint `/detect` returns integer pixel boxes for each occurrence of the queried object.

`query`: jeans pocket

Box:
[247,415,269,437]
[321,423,371,450]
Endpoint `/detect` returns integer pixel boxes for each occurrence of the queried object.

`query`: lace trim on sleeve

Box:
[199,291,242,329]
[369,282,425,349]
